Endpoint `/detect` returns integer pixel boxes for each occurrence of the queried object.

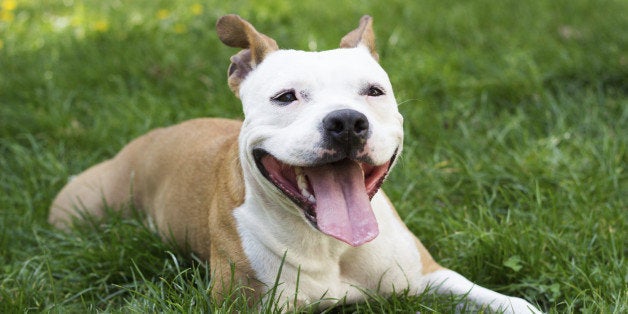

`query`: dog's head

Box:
[217,15,403,247]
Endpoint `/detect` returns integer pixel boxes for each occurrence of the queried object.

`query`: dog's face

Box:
[217,15,403,247]
[241,47,402,165]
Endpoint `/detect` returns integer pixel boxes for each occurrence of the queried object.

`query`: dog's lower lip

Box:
[252,148,395,225]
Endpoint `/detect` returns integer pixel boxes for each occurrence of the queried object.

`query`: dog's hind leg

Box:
[48,155,135,230]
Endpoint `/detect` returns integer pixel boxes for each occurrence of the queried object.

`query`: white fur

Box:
[421,269,542,313]
[234,192,423,309]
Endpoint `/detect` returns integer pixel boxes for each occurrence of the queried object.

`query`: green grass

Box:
[1,0,626,312]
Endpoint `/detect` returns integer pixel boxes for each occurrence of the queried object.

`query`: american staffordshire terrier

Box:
[49,14,541,313]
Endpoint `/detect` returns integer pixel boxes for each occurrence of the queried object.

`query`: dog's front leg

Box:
[420,269,542,313]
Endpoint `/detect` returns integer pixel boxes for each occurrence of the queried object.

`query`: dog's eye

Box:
[366,85,385,97]
[271,90,298,104]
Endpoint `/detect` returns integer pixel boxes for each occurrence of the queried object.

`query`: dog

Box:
[49,14,541,313]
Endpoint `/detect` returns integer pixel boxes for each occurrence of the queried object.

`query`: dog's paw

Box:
[503,296,542,314]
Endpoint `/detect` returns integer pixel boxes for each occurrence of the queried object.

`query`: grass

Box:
[0,0,626,312]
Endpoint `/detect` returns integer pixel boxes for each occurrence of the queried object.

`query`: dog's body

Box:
[49,15,540,313]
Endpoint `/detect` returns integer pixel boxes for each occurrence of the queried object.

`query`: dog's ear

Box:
[339,15,379,62]
[216,14,279,97]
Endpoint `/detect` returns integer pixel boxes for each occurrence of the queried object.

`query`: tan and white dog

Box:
[49,15,541,313]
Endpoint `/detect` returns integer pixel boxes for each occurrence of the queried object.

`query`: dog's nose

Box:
[322,109,370,148]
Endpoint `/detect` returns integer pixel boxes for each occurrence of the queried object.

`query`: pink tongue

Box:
[303,159,379,246]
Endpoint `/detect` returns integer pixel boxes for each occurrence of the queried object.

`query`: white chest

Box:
[233,192,426,308]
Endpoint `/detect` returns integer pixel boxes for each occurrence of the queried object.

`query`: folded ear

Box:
[216,14,279,97]
[339,15,379,62]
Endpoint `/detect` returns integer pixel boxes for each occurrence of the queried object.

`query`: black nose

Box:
[322,109,370,149]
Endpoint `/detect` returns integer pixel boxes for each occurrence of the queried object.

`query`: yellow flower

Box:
[156,9,170,20]
[174,23,187,34]
[0,10,14,22]
[191,4,203,16]
[93,20,109,32]
[2,0,17,11]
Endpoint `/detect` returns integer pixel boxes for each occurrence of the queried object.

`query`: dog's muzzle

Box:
[252,147,396,247]
[251,109,399,247]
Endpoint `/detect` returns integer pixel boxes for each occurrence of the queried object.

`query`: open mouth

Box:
[253,148,396,246]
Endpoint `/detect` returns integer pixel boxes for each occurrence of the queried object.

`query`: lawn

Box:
[1,0,626,312]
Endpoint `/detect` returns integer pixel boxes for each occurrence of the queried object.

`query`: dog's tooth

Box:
[295,167,305,189]
[308,194,316,203]
[301,187,313,200]
[295,167,312,199]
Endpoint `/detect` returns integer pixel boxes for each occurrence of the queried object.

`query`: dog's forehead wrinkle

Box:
[299,90,311,101]
[256,48,386,80]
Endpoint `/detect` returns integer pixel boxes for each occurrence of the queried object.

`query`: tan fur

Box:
[216,14,279,96]
[49,118,260,300]
[339,15,379,61]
